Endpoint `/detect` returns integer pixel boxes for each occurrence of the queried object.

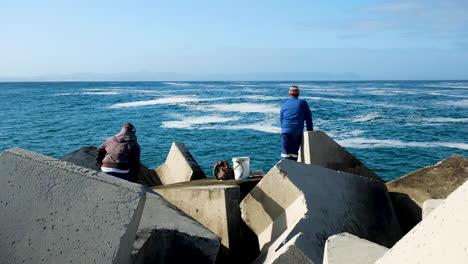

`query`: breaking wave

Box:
[161,115,240,129]
[187,103,280,114]
[353,112,381,122]
[108,97,209,108]
[337,138,468,150]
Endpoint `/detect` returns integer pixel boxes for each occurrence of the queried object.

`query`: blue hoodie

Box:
[280,97,313,134]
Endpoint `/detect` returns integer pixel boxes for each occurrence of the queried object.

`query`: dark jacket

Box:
[96,127,140,182]
[280,97,313,134]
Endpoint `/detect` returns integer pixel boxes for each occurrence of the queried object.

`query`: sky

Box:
[2,0,468,80]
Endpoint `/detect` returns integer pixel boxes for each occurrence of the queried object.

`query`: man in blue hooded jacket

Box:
[280,86,313,161]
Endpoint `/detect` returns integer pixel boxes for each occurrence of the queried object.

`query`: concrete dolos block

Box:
[388,192,422,236]
[376,179,468,264]
[152,178,261,263]
[260,233,315,264]
[323,232,388,264]
[241,159,401,264]
[298,130,382,181]
[155,142,206,185]
[386,155,468,206]
[132,191,220,264]
[422,199,445,219]
[60,145,162,186]
[0,148,146,264]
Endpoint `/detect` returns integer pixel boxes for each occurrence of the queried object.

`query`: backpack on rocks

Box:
[213,160,235,180]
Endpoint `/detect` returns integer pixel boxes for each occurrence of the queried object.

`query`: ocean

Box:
[0,81,467,182]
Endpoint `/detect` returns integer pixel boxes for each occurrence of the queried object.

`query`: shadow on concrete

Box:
[389,192,422,236]
[249,186,288,251]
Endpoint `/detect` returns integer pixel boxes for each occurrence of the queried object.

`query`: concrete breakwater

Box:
[0,130,467,264]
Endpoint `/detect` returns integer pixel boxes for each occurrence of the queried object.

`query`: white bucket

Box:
[232,157,250,180]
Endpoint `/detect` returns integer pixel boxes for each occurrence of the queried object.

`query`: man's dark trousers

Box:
[281,132,303,161]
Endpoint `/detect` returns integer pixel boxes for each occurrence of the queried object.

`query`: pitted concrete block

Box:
[298,130,382,181]
[153,178,261,263]
[153,184,240,250]
[60,145,161,186]
[132,191,220,264]
[323,232,388,264]
[258,233,315,264]
[0,148,146,264]
[241,160,401,264]
[422,199,445,219]
[386,155,468,206]
[376,180,468,264]
[155,142,206,185]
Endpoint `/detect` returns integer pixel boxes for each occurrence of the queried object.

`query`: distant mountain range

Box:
[0,71,360,82]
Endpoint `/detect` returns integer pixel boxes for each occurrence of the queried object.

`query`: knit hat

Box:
[289,86,300,95]
[122,123,136,132]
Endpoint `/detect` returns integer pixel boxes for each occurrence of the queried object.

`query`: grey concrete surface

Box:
[386,155,468,206]
[60,145,162,186]
[422,199,445,219]
[258,233,315,264]
[323,232,388,264]
[376,179,468,264]
[298,130,382,181]
[153,178,261,263]
[388,192,422,236]
[241,159,401,264]
[153,184,240,250]
[0,148,146,264]
[132,191,220,264]
[155,142,206,185]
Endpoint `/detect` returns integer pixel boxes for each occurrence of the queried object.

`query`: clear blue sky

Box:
[2,0,468,80]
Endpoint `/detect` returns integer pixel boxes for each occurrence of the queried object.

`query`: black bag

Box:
[213,160,235,180]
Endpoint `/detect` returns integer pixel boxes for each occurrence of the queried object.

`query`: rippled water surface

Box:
[1,81,467,181]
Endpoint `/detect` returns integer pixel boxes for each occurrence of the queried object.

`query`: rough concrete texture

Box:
[132,190,220,264]
[0,148,146,264]
[298,130,382,181]
[386,155,468,206]
[376,179,468,264]
[60,145,162,186]
[153,178,261,263]
[422,199,445,219]
[323,232,388,264]
[388,192,422,236]
[155,142,206,185]
[259,233,315,264]
[241,159,401,264]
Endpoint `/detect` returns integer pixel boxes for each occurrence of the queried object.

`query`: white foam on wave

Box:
[424,84,468,89]
[162,115,240,129]
[82,88,108,91]
[187,103,280,114]
[55,91,120,96]
[439,100,468,107]
[361,90,393,96]
[108,96,209,108]
[82,91,121,95]
[337,137,468,150]
[54,93,75,96]
[164,82,191,87]
[303,96,417,109]
[353,112,381,122]
[428,92,468,98]
[241,95,282,101]
[232,84,258,87]
[222,123,281,133]
[421,117,468,123]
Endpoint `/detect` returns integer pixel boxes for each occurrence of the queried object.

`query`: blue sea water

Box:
[0,81,467,182]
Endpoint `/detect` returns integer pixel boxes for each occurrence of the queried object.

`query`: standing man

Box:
[280,86,313,161]
[96,123,141,182]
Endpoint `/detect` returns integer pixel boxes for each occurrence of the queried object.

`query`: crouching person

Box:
[96,123,140,182]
